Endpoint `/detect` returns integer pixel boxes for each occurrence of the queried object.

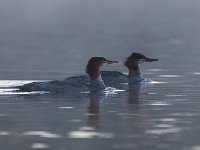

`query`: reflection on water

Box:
[68,126,114,138]
[159,75,182,78]
[31,143,50,149]
[0,75,200,150]
[146,128,181,135]
[23,131,62,138]
[126,84,141,104]
[1,73,200,150]
[87,93,102,128]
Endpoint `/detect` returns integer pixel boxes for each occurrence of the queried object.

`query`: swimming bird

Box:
[101,52,159,85]
[18,57,118,93]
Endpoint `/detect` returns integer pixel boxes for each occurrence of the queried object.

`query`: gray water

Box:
[1,0,200,149]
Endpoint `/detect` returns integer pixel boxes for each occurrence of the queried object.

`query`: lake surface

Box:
[0,0,200,149]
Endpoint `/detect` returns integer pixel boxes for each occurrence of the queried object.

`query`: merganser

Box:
[18,57,118,93]
[101,53,159,85]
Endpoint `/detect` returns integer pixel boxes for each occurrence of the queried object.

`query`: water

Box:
[1,0,200,149]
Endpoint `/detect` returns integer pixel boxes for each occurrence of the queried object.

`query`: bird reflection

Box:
[87,93,104,128]
[127,83,142,105]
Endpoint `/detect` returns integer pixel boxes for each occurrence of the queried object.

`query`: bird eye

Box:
[138,59,146,64]
[103,60,108,63]
[102,58,107,63]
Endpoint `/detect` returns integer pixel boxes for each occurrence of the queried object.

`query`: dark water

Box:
[0,0,200,149]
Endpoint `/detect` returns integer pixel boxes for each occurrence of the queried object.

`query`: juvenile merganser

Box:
[101,53,159,85]
[18,57,118,93]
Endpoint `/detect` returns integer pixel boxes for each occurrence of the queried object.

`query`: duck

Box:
[101,52,159,85]
[17,57,118,93]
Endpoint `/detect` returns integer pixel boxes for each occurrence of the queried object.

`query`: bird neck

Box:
[128,63,141,74]
[90,75,106,92]
[87,65,101,80]
[128,65,143,83]
[89,69,100,80]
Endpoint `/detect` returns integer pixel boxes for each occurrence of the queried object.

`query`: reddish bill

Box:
[106,60,119,64]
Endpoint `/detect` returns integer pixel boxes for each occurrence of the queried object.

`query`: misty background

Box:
[0,0,200,79]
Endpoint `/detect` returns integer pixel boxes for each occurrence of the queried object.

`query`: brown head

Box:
[86,57,118,80]
[125,53,159,70]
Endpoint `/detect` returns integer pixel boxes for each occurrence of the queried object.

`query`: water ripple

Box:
[146,128,181,135]
[68,126,114,138]
[31,143,50,149]
[23,131,62,138]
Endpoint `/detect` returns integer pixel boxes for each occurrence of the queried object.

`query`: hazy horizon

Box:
[0,0,200,79]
